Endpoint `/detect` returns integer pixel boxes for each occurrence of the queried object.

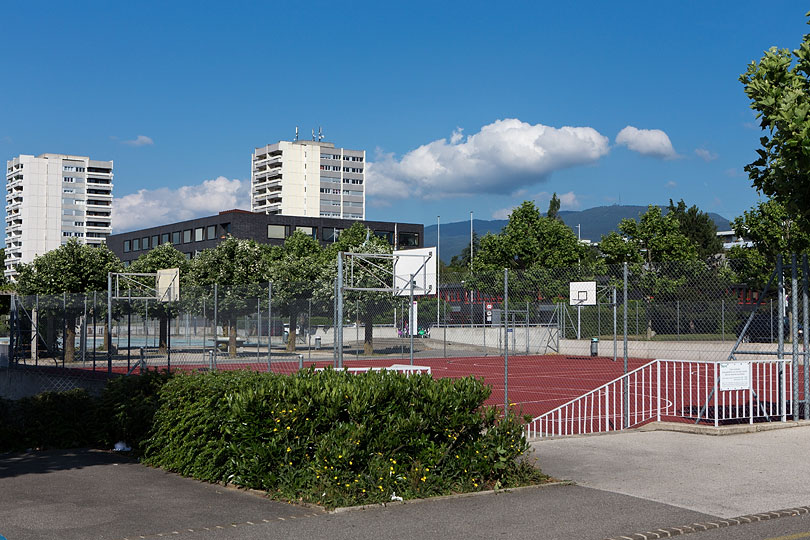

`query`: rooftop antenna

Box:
[318,126,324,142]
[311,128,315,141]
[294,126,299,142]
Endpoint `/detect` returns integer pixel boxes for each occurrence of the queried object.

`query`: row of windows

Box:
[123,223,230,253]
[63,177,79,183]
[63,165,85,172]
[319,154,364,162]
[62,231,84,237]
[319,165,364,173]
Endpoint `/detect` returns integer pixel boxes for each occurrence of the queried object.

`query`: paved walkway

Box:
[530,424,810,518]
[4,425,810,539]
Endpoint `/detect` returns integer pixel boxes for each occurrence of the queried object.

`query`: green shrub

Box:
[144,369,544,508]
[96,369,172,454]
[0,389,98,451]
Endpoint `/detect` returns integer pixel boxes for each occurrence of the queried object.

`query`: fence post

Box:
[504,268,509,413]
[483,300,487,354]
[267,282,272,371]
[139,346,145,375]
[612,286,617,363]
[83,294,87,367]
[62,292,66,367]
[308,297,312,362]
[107,273,112,374]
[778,254,785,421]
[803,254,809,420]
[213,283,218,367]
[792,254,799,420]
[526,301,529,355]
[337,252,344,369]
[623,262,629,428]
[714,361,719,427]
[409,273,415,366]
[656,360,661,423]
[721,299,725,343]
[92,291,97,370]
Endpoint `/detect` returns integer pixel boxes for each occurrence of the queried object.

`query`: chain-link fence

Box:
[6,257,809,429]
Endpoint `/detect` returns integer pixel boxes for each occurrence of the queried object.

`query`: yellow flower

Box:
[378,485,383,491]
[421,476,426,482]
[362,489,366,493]
[286,447,291,452]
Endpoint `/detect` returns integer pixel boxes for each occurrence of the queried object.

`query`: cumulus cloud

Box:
[615,126,677,159]
[123,135,154,147]
[666,180,677,188]
[112,176,250,232]
[366,119,610,200]
[694,148,718,162]
[492,206,515,220]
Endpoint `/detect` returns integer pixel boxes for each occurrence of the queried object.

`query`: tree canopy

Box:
[740,15,810,231]
[600,205,698,265]
[666,199,723,260]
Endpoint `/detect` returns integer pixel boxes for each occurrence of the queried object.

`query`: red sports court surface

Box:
[91,354,655,420]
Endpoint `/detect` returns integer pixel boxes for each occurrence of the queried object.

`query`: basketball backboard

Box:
[157,268,180,302]
[393,247,437,297]
[569,281,596,306]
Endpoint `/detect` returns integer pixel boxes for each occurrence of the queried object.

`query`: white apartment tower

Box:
[5,153,114,279]
[251,139,365,219]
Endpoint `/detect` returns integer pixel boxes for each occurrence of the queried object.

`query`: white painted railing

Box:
[526,358,793,440]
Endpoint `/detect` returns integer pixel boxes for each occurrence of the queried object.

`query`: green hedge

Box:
[0,370,170,453]
[144,369,543,507]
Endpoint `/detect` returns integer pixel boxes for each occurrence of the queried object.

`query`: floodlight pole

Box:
[437,215,440,331]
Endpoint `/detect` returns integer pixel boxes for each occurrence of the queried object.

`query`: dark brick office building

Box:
[105,209,424,266]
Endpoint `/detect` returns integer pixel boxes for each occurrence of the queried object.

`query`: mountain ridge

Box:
[425,204,732,262]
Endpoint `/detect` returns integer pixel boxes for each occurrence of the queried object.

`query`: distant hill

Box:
[425,205,732,263]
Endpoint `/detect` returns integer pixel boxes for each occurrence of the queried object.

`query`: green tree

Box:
[740,16,810,230]
[600,205,698,265]
[600,206,699,338]
[186,237,271,357]
[728,198,810,288]
[475,201,585,271]
[666,199,723,260]
[448,232,480,272]
[15,240,122,362]
[266,231,324,352]
[547,193,561,220]
[129,243,191,352]
[325,223,393,354]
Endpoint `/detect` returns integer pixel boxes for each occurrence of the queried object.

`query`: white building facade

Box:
[5,153,113,279]
[251,140,365,219]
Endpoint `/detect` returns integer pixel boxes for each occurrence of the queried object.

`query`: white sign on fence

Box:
[719,362,751,391]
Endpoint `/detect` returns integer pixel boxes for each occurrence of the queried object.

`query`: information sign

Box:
[719,362,751,391]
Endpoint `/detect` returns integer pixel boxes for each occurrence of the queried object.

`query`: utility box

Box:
[314,336,321,350]
[590,337,599,357]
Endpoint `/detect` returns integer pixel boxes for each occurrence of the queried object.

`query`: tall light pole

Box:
[437,215,441,329]
[470,211,474,267]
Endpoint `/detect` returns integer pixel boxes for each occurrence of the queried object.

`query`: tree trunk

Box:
[46,315,57,357]
[363,309,374,355]
[286,310,298,352]
[159,316,168,353]
[229,322,237,358]
[65,317,76,363]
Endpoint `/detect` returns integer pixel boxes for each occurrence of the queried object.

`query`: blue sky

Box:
[1,1,807,232]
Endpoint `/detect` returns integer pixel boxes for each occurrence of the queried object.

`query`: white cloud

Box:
[366,119,610,200]
[557,191,580,209]
[694,148,718,162]
[615,126,677,159]
[123,135,154,147]
[112,176,250,232]
[724,167,745,178]
[492,206,516,220]
[666,180,677,188]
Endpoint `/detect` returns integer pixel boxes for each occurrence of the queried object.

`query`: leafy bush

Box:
[96,369,172,454]
[144,369,544,508]
[0,389,98,451]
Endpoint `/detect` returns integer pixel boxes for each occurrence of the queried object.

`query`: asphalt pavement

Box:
[3,424,810,540]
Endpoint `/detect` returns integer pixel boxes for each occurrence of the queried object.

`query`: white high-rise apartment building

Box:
[251,139,365,219]
[5,153,114,279]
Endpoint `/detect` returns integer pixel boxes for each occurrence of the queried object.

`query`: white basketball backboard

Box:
[569,281,596,306]
[393,247,437,297]
[157,268,180,302]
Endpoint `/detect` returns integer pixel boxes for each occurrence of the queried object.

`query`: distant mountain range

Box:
[425,205,732,263]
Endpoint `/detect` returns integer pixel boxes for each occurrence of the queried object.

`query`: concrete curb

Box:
[604,506,810,540]
[330,480,573,514]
